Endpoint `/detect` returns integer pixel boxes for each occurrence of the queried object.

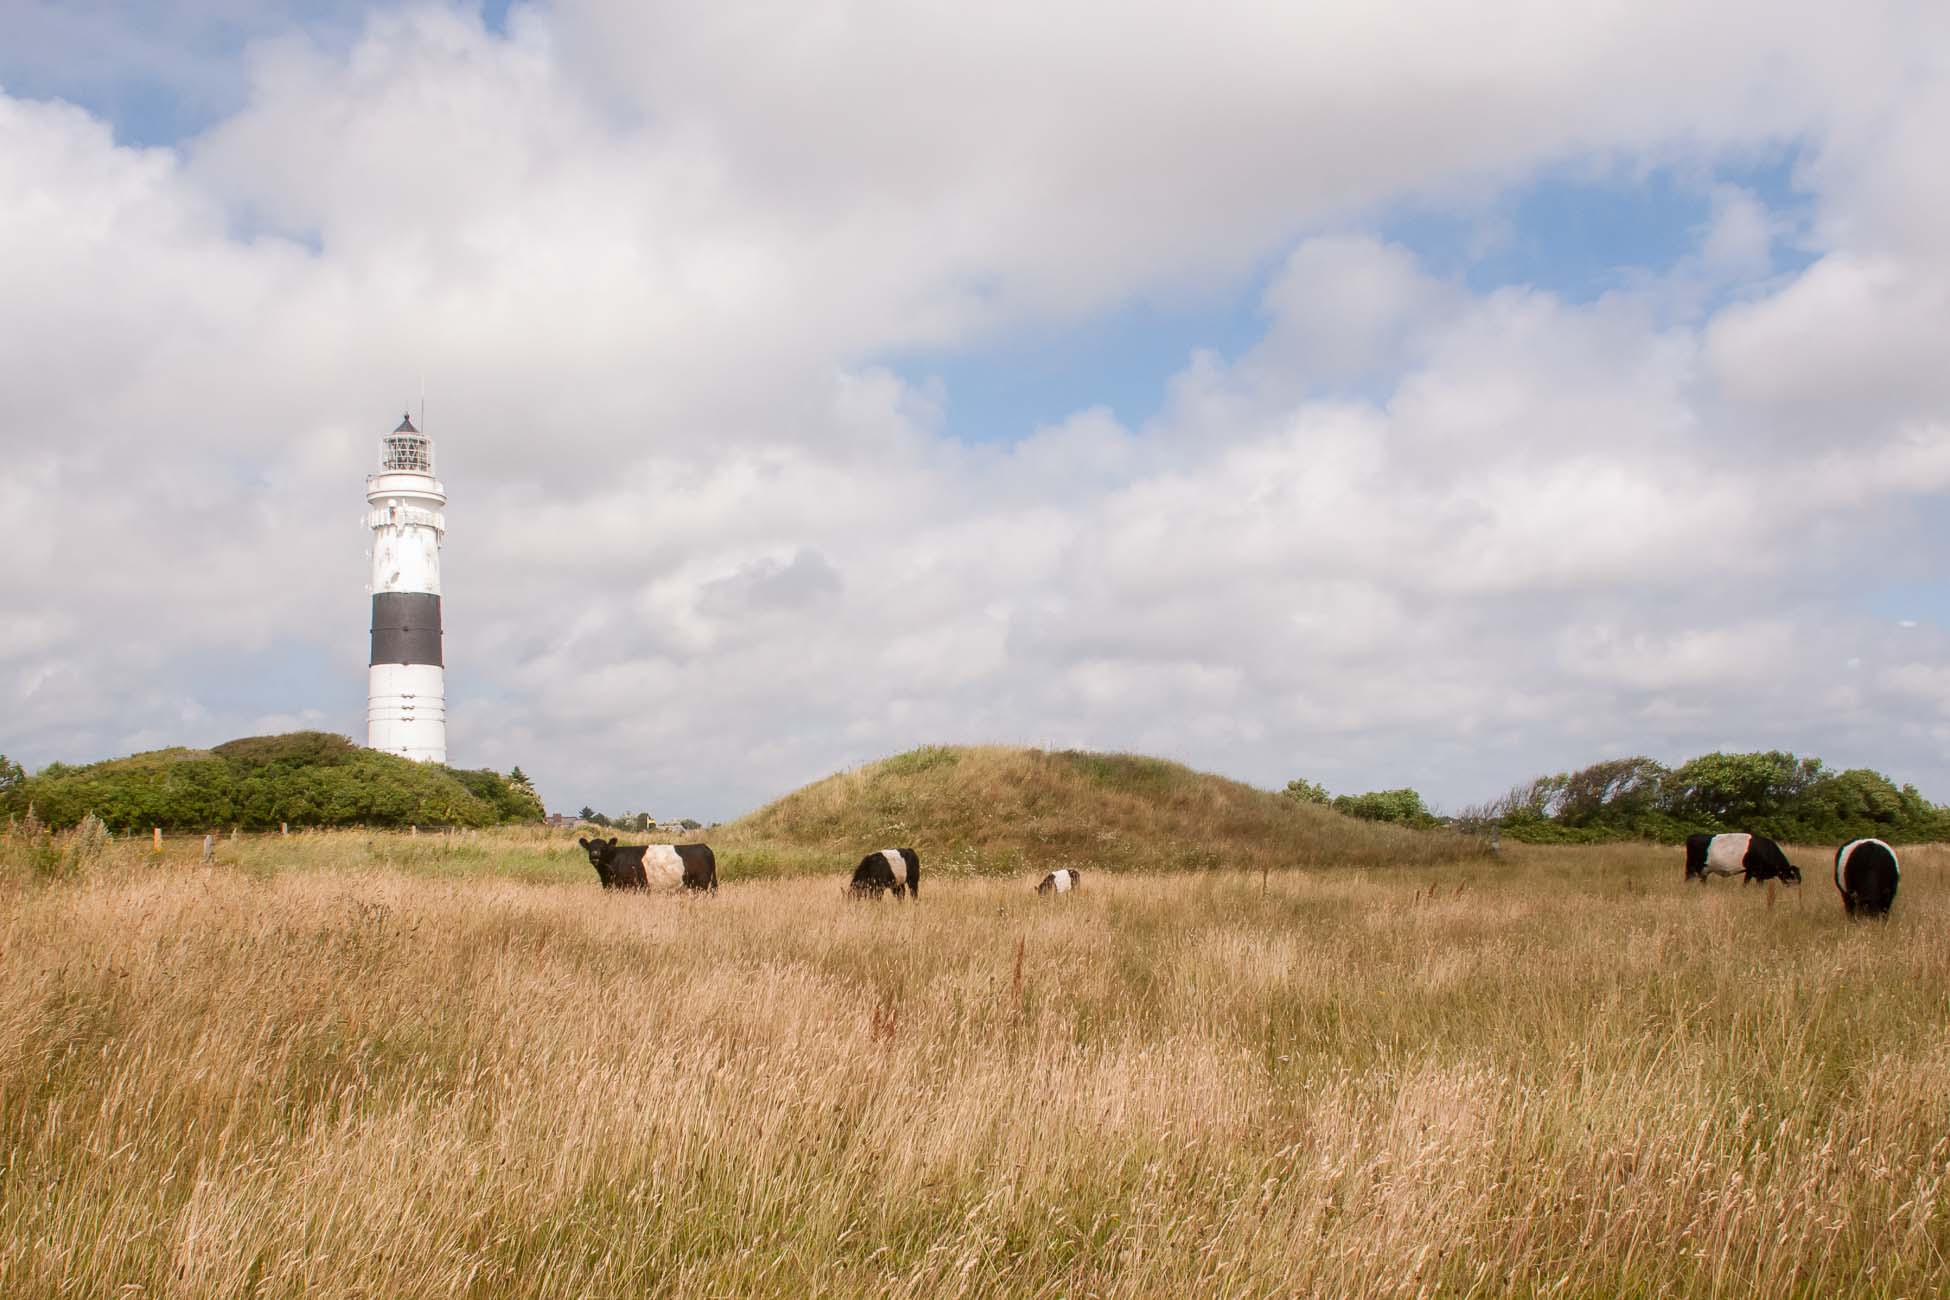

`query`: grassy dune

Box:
[2,828,1946,1297]
[712,745,1486,879]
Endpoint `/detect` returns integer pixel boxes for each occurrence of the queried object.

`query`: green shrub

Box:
[1484,751,1950,845]
[1331,788,1436,828]
[9,734,546,832]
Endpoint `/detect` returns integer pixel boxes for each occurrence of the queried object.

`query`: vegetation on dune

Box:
[1283,750,1949,845]
[712,744,1484,880]
[0,840,1945,1295]
[1281,777,1443,829]
[1466,749,1950,845]
[0,732,542,832]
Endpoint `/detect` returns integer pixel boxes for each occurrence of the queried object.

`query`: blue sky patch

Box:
[1384,153,1816,300]
[0,1,514,150]
[882,289,1269,445]
[884,155,1818,446]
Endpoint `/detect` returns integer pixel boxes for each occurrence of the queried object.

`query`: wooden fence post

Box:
[153,827,161,853]
[281,823,288,836]
[201,834,214,864]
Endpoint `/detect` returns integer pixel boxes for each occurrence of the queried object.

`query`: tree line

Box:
[1285,750,1948,845]
[0,732,542,832]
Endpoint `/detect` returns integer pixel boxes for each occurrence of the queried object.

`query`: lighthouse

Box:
[365,412,448,763]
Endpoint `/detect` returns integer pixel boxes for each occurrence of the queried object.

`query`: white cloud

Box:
[1250,236,1459,386]
[3,1,1950,819]
[1879,663,1950,714]
[1698,185,1777,281]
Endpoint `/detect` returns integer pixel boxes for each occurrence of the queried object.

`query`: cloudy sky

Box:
[3,0,1948,821]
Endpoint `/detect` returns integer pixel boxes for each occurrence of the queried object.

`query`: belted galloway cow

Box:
[580,836,718,892]
[1834,838,1899,918]
[1683,832,1801,885]
[850,848,920,899]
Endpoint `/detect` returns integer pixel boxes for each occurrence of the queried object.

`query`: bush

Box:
[1331,788,1437,828]
[6,734,547,832]
[1281,778,1330,805]
[1482,751,1950,845]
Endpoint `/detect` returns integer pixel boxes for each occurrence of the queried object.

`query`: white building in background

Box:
[365,413,447,763]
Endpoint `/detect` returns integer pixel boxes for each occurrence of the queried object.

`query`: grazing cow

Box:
[579,836,718,892]
[1834,838,1900,918]
[1683,832,1712,880]
[850,848,920,899]
[1036,868,1081,895]
[1683,832,1802,885]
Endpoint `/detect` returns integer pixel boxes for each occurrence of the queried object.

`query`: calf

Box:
[1683,832,1802,885]
[850,848,920,899]
[580,836,718,892]
[1834,838,1900,918]
[1036,868,1081,895]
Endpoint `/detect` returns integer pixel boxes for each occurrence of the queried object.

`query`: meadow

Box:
[1,824,1946,1298]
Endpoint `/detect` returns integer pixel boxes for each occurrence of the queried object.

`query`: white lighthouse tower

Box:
[365,412,448,763]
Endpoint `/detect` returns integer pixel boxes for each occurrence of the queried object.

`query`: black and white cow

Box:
[850,848,920,899]
[1834,838,1900,918]
[1036,868,1080,895]
[1683,832,1802,885]
[579,836,718,892]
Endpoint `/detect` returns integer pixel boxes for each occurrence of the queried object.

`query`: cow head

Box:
[1781,864,1803,884]
[578,836,620,886]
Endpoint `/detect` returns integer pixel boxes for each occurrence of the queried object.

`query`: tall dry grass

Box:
[2,831,1945,1296]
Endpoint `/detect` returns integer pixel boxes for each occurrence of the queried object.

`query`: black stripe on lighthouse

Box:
[370,592,443,667]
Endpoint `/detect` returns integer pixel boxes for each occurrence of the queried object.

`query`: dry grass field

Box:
[2,819,1946,1298]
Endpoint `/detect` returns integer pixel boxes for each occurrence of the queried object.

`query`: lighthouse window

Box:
[381,435,432,473]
